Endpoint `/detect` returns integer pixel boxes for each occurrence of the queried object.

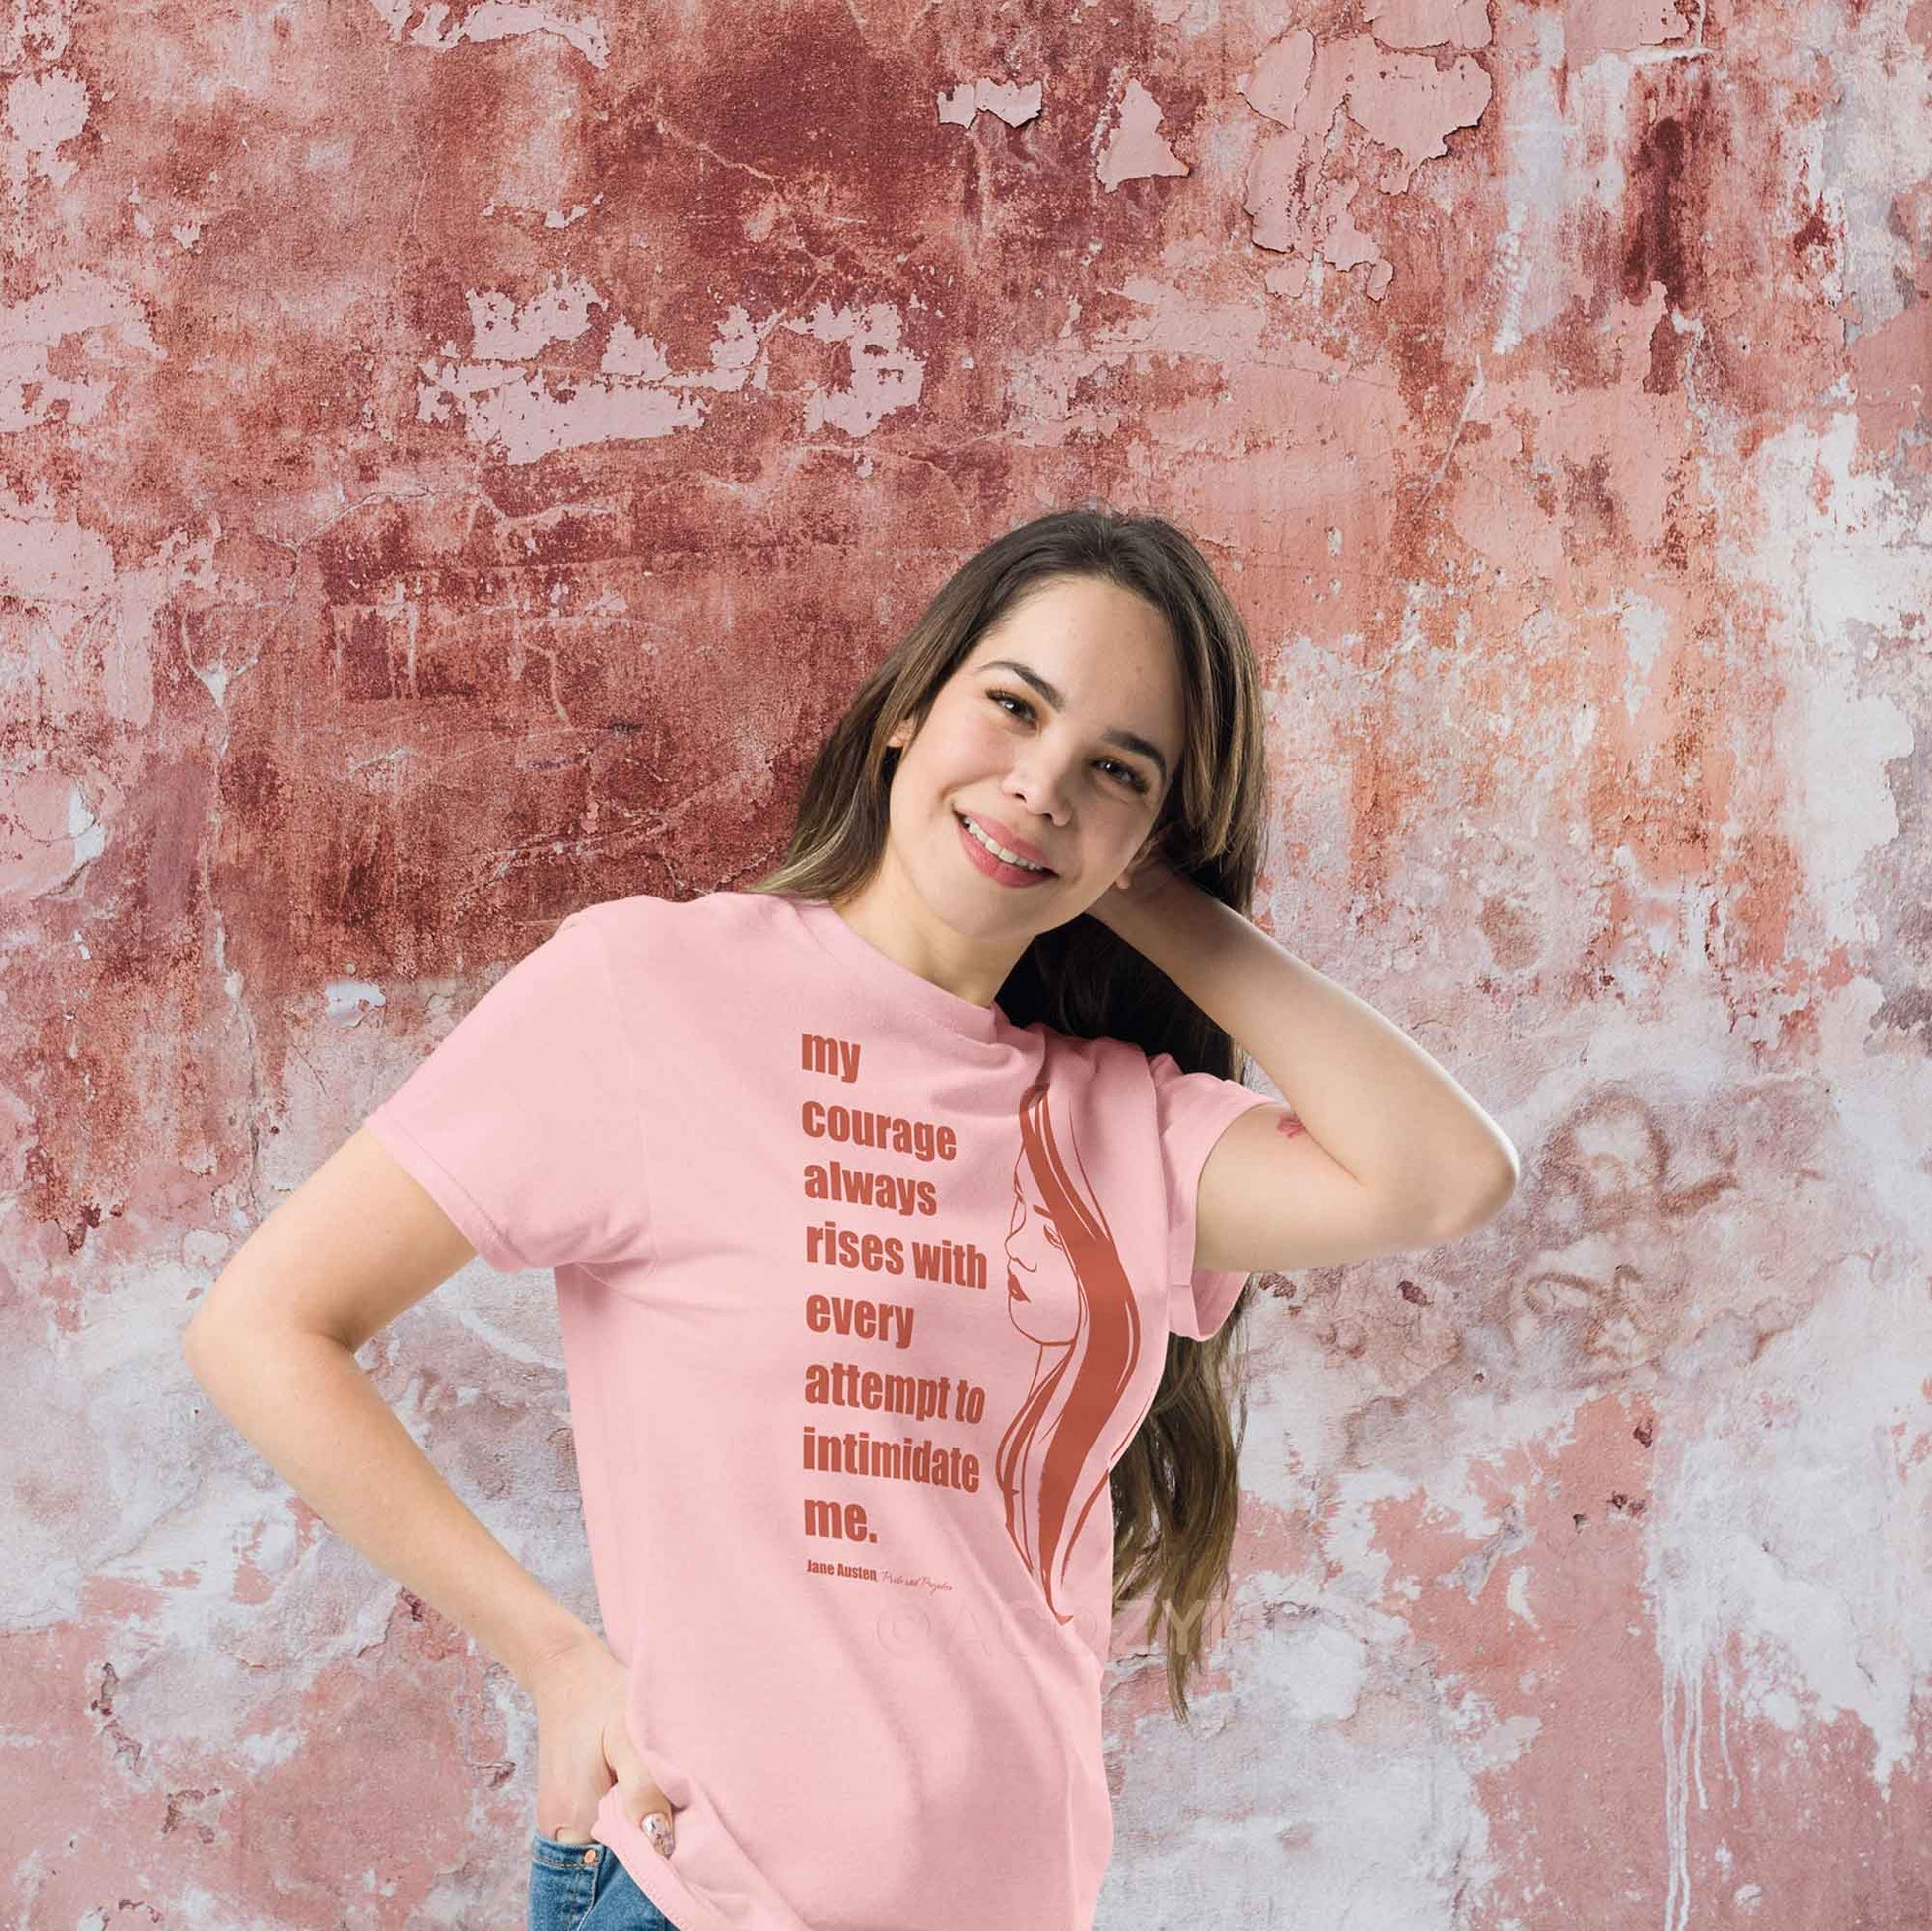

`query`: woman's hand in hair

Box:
[1082,844,1190,938]
[529,1628,677,1857]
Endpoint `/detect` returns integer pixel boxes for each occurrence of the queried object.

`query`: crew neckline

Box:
[787,897,1013,1043]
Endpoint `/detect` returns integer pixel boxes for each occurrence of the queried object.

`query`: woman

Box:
[183,505,1518,1931]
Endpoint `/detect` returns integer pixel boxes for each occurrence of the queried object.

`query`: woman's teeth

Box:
[961,813,1050,872]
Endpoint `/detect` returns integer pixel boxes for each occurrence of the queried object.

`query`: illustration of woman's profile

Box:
[994,1049,1144,1623]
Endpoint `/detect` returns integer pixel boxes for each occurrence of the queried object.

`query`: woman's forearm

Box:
[183,1320,595,1692]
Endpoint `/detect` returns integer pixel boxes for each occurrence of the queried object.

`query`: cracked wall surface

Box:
[5,0,1930,1925]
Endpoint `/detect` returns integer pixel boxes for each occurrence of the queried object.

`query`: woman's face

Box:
[1005,1158,1080,1347]
[883,574,1184,941]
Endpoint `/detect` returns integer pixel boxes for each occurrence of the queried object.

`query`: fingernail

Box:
[642,1812,675,1856]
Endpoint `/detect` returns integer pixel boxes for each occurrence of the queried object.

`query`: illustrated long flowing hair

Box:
[745,503,1271,1723]
[995,1060,1143,1624]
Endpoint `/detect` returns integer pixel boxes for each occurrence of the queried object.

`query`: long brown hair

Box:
[746,503,1270,1722]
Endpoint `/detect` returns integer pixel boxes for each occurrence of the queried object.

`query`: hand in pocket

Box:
[530,1633,676,1856]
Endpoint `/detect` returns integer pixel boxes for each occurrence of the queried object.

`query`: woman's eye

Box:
[988,690,1150,793]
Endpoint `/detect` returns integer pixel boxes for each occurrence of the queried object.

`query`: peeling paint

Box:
[937,77,1044,129]
[1097,77,1193,192]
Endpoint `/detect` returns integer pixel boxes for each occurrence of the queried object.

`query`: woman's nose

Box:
[1003,759,1072,823]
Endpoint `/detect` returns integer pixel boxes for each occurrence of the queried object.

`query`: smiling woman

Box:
[814,569,1204,1004]
[744,506,1295,1709]
[746,502,1514,1717]
[184,502,1512,1931]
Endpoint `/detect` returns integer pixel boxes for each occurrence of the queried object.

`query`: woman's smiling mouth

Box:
[956,809,1058,887]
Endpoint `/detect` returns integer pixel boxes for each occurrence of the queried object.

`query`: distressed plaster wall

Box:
[6,0,1930,1925]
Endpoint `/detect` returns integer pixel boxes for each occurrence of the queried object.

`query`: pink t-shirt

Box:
[363,889,1276,1931]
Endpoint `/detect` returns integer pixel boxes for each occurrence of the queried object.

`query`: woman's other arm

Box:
[181,1126,595,1692]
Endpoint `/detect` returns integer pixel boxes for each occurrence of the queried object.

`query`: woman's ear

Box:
[1115,818,1171,889]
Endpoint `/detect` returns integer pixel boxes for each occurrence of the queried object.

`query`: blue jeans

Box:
[528,1831,681,1931]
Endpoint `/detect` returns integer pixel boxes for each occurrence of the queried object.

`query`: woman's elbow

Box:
[1431,1149,1521,1241]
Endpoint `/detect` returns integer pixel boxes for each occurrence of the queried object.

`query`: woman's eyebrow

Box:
[977,657,1171,785]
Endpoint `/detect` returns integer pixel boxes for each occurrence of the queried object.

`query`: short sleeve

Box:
[1149,1048,1278,1341]
[361,909,652,1274]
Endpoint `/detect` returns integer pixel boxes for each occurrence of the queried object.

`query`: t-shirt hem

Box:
[1164,1088,1276,1288]
[362,1107,530,1276]
[1168,1089,1279,1339]
[1181,1262,1256,1342]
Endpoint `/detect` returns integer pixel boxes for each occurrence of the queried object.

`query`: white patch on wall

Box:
[367,0,610,69]
[418,273,922,464]
[936,78,1043,129]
